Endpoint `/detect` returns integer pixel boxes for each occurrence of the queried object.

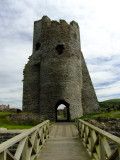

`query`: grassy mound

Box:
[102,99,120,103]
[99,99,120,107]
[80,111,120,119]
[0,112,35,129]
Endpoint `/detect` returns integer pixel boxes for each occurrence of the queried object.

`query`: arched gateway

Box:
[23,16,99,121]
[55,100,70,122]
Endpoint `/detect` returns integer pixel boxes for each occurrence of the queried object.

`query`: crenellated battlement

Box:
[34,16,79,29]
[33,16,80,54]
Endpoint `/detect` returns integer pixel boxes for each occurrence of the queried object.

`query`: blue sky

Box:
[0,0,120,109]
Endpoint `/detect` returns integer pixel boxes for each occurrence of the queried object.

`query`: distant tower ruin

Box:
[23,16,99,121]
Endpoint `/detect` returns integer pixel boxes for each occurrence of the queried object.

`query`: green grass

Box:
[102,99,120,103]
[0,124,33,129]
[99,99,120,110]
[80,111,120,119]
[99,99,120,107]
[0,112,15,118]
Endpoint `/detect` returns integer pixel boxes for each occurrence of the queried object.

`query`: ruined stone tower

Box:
[23,16,99,121]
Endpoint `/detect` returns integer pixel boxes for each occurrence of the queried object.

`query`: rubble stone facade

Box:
[23,16,99,121]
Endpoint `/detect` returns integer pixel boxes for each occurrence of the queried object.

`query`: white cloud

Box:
[0,0,120,109]
[91,71,116,85]
[96,81,120,101]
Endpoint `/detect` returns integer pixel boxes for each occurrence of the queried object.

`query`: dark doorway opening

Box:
[55,100,70,122]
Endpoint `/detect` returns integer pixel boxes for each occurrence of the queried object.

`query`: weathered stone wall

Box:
[81,52,99,114]
[23,16,99,121]
[0,130,22,144]
[23,64,40,113]
[38,19,83,120]
[9,113,42,125]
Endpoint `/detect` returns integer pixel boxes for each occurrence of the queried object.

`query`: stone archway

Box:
[55,100,70,122]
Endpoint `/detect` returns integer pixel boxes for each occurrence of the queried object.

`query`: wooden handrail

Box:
[0,120,49,153]
[80,119,120,144]
[77,119,120,160]
[0,120,50,160]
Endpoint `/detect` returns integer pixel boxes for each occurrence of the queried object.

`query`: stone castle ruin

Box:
[23,16,99,121]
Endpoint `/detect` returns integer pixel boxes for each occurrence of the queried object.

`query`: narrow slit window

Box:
[35,42,41,51]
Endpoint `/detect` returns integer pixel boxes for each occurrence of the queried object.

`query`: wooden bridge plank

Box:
[37,123,91,160]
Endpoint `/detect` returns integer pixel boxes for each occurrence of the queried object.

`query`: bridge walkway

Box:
[37,123,91,160]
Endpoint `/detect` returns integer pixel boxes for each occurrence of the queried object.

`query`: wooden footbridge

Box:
[0,120,120,160]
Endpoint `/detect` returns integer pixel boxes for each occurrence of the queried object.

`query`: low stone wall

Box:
[86,117,120,137]
[0,129,23,144]
[7,113,44,125]
[10,113,36,124]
